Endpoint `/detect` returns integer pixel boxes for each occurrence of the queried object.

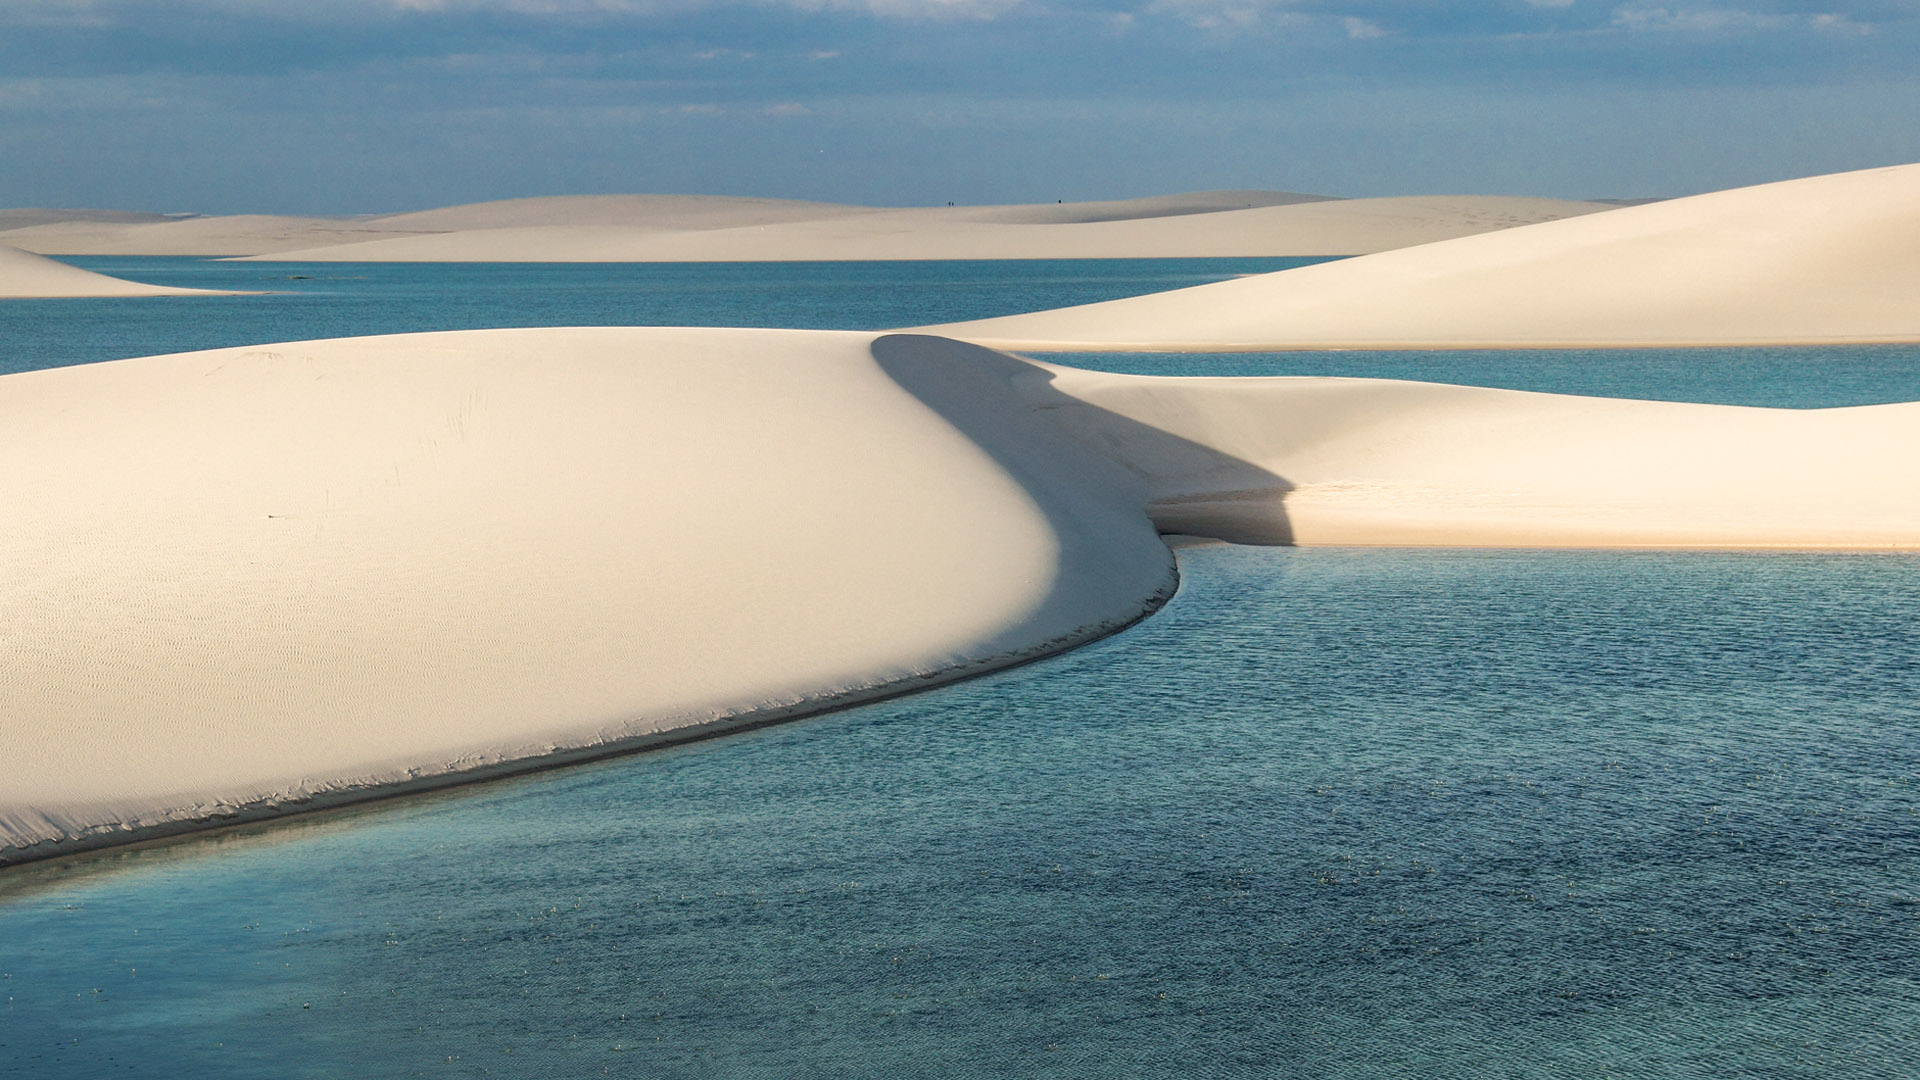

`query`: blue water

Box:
[3,262,1919,1077]
[0,256,1330,376]
[3,547,1917,1078]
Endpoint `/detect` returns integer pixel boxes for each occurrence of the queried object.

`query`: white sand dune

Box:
[240,195,1605,262]
[0,209,175,231]
[1028,354,1920,547]
[932,163,1920,349]
[368,193,889,232]
[0,244,232,298]
[6,328,1920,864]
[0,191,1606,259]
[0,328,1175,863]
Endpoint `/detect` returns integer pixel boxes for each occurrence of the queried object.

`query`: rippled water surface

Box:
[3,261,1918,1077]
[4,547,1918,1078]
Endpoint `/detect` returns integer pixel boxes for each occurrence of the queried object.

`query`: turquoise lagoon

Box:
[1,259,1917,1077]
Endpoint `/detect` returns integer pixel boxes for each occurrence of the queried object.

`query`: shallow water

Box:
[3,546,1918,1078]
[0,256,1329,375]
[3,261,1918,1077]
[11,256,1919,407]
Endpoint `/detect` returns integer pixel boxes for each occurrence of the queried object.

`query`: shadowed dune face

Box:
[931,162,1920,349]
[873,336,1296,545]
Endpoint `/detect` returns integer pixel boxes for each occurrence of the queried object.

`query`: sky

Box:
[1,0,1916,212]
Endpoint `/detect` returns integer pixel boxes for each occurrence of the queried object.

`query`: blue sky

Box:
[1,0,1915,212]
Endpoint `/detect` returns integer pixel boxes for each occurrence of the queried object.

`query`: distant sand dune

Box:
[0,191,1607,259]
[0,209,175,231]
[0,244,232,298]
[240,195,1605,262]
[0,214,433,258]
[932,163,1920,349]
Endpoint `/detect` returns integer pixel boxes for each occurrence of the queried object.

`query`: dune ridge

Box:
[932,162,1920,349]
[0,244,233,298]
[0,328,1175,863]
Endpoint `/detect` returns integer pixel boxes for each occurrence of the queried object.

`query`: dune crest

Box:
[0,244,232,298]
[930,162,1920,349]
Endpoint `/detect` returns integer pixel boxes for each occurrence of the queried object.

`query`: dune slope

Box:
[0,328,1174,863]
[0,244,231,298]
[931,163,1920,349]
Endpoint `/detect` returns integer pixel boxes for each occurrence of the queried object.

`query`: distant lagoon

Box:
[3,259,1917,1078]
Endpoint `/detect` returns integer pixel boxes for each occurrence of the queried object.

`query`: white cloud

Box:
[1141,0,1311,32]
[1611,5,1874,33]
[1342,16,1383,39]
[782,0,1029,19]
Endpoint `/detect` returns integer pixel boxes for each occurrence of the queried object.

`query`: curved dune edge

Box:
[0,328,1177,865]
[927,163,1920,349]
[0,244,236,298]
[7,328,1920,865]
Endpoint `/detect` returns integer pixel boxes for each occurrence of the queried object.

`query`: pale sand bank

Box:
[6,328,1920,863]
[0,244,234,298]
[931,163,1920,349]
[0,191,1608,259]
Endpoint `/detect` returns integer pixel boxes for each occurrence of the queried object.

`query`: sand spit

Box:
[0,191,1607,260]
[7,328,1920,864]
[932,162,1920,349]
[0,244,232,298]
